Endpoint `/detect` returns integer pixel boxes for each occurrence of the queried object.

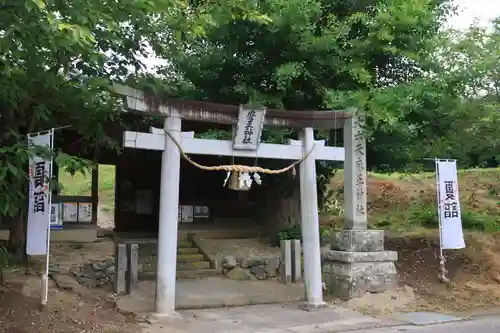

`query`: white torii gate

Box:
[115,84,367,318]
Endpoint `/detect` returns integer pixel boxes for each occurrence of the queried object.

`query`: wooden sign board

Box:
[233,105,266,151]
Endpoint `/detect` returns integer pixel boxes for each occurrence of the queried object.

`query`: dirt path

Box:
[342,234,500,316]
[0,281,140,333]
[0,240,142,333]
[4,231,500,331]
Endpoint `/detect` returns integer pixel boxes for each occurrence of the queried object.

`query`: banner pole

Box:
[41,128,55,306]
[435,158,450,284]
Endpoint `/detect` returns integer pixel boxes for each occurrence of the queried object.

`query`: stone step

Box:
[142,246,200,256]
[140,260,212,272]
[177,261,211,270]
[177,268,221,279]
[177,240,192,248]
[177,247,201,255]
[139,268,221,280]
[177,253,205,262]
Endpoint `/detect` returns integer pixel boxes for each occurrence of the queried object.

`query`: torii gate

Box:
[113,84,369,318]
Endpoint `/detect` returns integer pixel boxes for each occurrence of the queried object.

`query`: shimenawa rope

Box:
[164,130,315,174]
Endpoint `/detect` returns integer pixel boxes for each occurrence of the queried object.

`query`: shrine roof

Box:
[113,83,352,129]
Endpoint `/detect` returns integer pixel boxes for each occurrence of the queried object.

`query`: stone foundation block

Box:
[331,230,384,252]
[322,250,398,300]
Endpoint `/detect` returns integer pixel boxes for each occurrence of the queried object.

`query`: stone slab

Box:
[323,261,397,276]
[51,273,80,291]
[331,230,384,252]
[393,312,463,326]
[323,250,398,263]
[115,277,306,313]
[140,303,401,333]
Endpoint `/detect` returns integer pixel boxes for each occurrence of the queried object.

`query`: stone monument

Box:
[322,114,398,299]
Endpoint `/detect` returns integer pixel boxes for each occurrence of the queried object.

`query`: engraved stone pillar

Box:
[323,113,398,299]
[115,243,127,295]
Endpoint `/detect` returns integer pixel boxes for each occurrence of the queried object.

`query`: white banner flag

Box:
[436,160,466,250]
[26,131,53,255]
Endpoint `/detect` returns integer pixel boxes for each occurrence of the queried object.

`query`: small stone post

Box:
[322,113,398,299]
[280,240,292,284]
[115,243,127,295]
[127,243,139,293]
[291,239,302,282]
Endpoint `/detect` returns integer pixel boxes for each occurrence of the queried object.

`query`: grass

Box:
[60,164,499,235]
[58,164,116,210]
[322,167,500,235]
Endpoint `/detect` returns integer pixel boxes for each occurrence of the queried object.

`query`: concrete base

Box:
[323,229,398,300]
[115,277,306,313]
[142,303,400,333]
[147,311,183,323]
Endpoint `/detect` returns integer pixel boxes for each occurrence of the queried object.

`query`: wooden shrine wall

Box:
[114,149,266,232]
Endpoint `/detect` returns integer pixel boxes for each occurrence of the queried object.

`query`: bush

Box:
[461,211,500,232]
[408,207,438,228]
[408,206,500,232]
[273,226,332,247]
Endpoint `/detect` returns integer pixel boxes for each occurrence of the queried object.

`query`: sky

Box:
[447,0,500,29]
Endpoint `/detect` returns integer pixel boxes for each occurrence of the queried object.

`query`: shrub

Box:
[273,226,331,247]
[408,205,500,232]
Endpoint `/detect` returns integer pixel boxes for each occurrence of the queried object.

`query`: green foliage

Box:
[274,224,331,247]
[0,0,272,253]
[149,0,499,174]
[406,205,500,233]
[487,185,499,198]
[146,0,458,204]
[277,226,302,242]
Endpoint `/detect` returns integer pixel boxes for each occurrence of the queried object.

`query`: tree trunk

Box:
[2,108,29,262]
[7,212,27,262]
[260,173,301,242]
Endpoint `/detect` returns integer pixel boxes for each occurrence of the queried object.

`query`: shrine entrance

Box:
[113,83,397,317]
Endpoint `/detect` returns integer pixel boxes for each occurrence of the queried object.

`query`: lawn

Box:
[59,164,500,234]
[323,167,500,235]
[58,164,116,211]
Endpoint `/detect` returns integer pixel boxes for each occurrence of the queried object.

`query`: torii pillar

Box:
[155,116,182,318]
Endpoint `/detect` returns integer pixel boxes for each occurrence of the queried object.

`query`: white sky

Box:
[447,0,500,29]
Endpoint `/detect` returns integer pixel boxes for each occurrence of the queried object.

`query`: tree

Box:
[0,0,270,257]
[428,20,500,167]
[140,0,455,229]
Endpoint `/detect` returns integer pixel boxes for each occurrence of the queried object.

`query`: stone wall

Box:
[221,255,280,281]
